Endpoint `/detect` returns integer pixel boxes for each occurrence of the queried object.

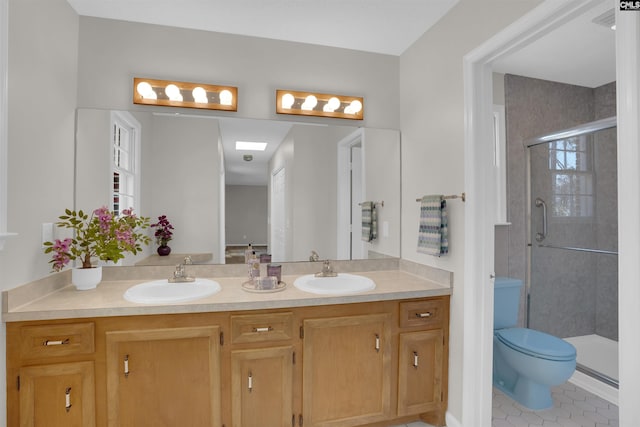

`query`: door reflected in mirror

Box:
[75,109,401,265]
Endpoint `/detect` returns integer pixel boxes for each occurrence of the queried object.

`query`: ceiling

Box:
[492,0,616,89]
[65,0,459,56]
[67,0,616,185]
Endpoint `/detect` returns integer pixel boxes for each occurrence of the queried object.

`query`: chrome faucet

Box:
[168,256,195,283]
[315,260,338,277]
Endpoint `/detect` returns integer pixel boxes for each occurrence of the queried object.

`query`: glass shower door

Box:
[527,124,618,386]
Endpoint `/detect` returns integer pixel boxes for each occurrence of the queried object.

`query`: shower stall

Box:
[525,116,618,388]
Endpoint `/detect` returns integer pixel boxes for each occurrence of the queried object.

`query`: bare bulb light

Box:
[165,84,183,101]
[219,89,233,106]
[281,93,295,109]
[192,87,208,103]
[136,81,157,99]
[301,95,318,111]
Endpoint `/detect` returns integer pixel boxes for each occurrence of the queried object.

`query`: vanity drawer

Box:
[19,322,95,360]
[399,299,446,329]
[230,312,294,344]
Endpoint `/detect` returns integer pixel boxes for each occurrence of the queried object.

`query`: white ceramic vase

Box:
[71,266,102,290]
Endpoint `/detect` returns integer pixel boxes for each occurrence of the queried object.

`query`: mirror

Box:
[75,109,401,265]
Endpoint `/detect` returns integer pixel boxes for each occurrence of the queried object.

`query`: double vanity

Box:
[4,259,451,427]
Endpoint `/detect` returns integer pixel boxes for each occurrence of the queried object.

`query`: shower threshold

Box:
[564,334,618,384]
[565,334,619,404]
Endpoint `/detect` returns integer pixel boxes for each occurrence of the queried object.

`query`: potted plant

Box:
[44,207,150,290]
[150,215,174,256]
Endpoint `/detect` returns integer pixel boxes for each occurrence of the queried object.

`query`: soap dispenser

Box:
[244,243,253,264]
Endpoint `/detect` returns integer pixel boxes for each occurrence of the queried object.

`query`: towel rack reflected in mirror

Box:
[358,201,384,207]
[415,192,466,202]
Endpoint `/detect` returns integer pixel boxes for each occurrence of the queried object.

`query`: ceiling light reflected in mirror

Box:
[235,141,268,151]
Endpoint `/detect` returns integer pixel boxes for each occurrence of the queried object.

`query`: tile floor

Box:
[492,383,619,427]
[389,383,619,427]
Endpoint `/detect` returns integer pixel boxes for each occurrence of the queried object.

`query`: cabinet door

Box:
[19,361,95,427]
[106,326,221,427]
[397,330,444,416]
[303,313,391,427]
[231,346,294,427]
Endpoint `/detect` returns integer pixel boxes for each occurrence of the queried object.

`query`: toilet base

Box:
[494,375,553,410]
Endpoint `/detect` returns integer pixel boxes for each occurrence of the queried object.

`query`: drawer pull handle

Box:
[65,387,72,412]
[124,354,130,378]
[252,326,273,333]
[375,334,380,352]
[43,338,70,346]
[248,370,253,392]
[413,351,419,369]
[415,312,432,318]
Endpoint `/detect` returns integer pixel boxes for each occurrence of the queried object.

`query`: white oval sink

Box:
[293,273,376,295]
[124,279,221,304]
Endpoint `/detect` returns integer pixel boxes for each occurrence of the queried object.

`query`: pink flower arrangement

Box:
[44,207,151,271]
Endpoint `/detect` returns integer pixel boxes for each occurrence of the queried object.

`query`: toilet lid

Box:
[496,328,576,361]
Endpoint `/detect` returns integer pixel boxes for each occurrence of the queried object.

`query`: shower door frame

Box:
[524,115,618,387]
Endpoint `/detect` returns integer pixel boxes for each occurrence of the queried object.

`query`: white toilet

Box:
[493,277,577,410]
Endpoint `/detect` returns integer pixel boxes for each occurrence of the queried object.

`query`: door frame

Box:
[461,0,640,424]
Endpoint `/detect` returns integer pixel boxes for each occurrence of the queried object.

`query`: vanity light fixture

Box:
[276,89,364,120]
[133,77,238,112]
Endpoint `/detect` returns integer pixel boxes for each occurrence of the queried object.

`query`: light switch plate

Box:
[41,222,53,248]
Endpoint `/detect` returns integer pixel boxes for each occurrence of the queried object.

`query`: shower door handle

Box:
[535,197,547,242]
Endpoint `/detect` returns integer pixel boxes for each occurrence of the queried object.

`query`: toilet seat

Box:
[495,328,576,361]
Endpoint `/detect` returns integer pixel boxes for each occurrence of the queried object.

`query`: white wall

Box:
[225,185,268,246]
[399,1,541,422]
[363,128,401,258]
[291,125,349,261]
[76,17,400,130]
[1,0,79,423]
[148,115,221,258]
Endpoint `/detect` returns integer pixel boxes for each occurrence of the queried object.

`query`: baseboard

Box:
[445,411,462,427]
[569,370,618,406]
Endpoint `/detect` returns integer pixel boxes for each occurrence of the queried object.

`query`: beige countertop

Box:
[3,268,451,322]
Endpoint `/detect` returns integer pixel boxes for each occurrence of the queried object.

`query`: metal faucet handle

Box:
[184,256,193,265]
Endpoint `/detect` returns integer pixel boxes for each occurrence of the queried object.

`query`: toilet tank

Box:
[494,277,523,329]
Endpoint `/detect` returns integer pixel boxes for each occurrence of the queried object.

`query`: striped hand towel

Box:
[361,201,378,242]
[417,195,449,256]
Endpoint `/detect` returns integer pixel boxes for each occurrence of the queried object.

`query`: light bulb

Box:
[219,89,233,106]
[349,100,362,114]
[301,95,317,111]
[136,81,156,99]
[323,97,340,112]
[281,93,295,109]
[165,84,183,101]
[192,87,208,103]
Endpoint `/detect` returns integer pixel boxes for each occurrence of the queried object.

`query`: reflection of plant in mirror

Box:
[44,207,151,271]
[151,215,174,246]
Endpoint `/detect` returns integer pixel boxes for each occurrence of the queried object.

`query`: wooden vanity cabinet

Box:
[229,312,295,427]
[6,295,449,427]
[6,322,96,427]
[302,313,392,427]
[397,298,449,426]
[104,325,222,427]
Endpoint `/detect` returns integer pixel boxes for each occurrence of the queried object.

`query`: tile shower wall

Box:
[504,75,617,339]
